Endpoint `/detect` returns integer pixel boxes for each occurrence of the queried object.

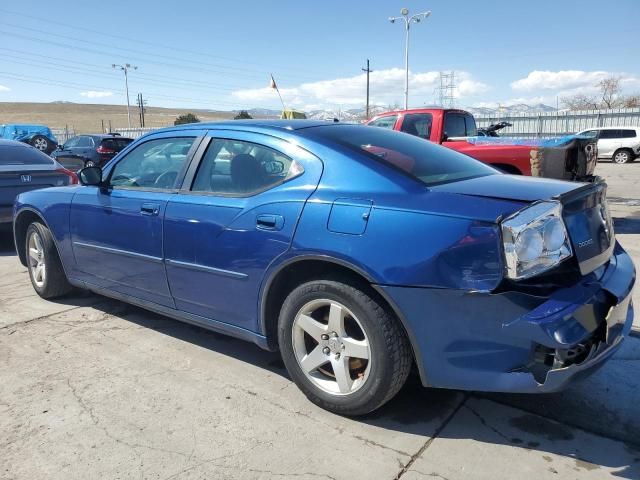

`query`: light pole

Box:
[112,63,137,128]
[389,8,431,110]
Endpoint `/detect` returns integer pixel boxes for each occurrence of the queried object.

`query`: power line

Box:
[0,8,330,76]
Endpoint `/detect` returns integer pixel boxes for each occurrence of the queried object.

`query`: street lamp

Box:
[112,63,138,128]
[389,8,431,110]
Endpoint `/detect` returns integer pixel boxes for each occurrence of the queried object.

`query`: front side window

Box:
[109,137,196,189]
[192,139,302,195]
[368,115,398,129]
[64,137,80,148]
[400,113,433,139]
[304,125,496,186]
[580,130,598,138]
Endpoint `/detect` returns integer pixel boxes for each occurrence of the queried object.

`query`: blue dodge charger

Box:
[13,120,635,415]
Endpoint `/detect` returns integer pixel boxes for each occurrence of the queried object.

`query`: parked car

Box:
[0,140,77,229]
[0,124,58,154]
[477,121,513,137]
[576,127,640,164]
[366,108,597,180]
[13,120,635,415]
[52,134,134,170]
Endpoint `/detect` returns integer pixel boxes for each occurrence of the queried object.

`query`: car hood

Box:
[430,173,581,202]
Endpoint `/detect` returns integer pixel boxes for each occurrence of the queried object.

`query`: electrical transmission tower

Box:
[438,71,456,108]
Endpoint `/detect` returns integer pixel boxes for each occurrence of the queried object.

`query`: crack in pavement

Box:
[394,393,470,479]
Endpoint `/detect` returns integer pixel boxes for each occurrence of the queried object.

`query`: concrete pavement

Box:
[1,161,639,479]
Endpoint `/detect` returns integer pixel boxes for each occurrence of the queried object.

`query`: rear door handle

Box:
[140,203,160,216]
[256,214,284,231]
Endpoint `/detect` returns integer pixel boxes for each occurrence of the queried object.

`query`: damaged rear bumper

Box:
[378,243,635,393]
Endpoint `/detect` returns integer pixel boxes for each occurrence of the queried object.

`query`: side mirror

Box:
[78,166,103,186]
[57,144,63,150]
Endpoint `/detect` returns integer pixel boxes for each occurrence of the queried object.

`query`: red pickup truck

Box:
[366,108,597,181]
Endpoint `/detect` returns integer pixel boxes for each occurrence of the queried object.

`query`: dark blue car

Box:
[12,120,635,415]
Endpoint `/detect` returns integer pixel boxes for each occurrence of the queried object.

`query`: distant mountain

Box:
[465,103,557,116]
[50,100,75,104]
[237,103,558,121]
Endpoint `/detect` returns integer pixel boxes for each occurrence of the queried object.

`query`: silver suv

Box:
[577,127,640,164]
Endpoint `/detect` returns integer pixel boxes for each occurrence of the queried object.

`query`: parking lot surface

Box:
[1,162,639,479]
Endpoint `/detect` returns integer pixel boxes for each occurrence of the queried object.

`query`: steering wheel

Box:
[111,173,139,187]
[154,171,178,189]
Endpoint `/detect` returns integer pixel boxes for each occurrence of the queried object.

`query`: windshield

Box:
[304,125,496,186]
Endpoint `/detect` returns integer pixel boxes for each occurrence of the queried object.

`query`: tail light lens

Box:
[96,145,115,154]
[56,167,79,185]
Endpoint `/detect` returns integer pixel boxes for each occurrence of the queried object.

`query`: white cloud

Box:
[510,70,640,91]
[233,69,488,109]
[80,90,114,98]
[0,85,10,92]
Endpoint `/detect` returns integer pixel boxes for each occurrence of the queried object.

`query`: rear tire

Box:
[25,222,73,299]
[613,149,632,164]
[278,278,412,416]
[30,135,52,153]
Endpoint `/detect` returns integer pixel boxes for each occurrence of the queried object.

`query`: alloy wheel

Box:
[33,138,48,151]
[614,151,629,164]
[28,231,46,288]
[292,299,371,395]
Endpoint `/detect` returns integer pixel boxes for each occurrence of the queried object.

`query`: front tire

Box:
[613,149,632,164]
[278,279,412,416]
[26,222,73,299]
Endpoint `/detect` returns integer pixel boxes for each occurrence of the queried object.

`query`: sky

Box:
[0,0,638,112]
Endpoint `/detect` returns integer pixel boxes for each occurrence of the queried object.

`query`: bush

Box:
[174,113,201,125]
[234,110,253,120]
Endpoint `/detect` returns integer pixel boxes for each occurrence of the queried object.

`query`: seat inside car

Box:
[230,153,265,192]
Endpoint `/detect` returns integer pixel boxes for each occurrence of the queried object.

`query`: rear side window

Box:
[0,144,54,165]
[304,125,496,186]
[76,136,93,148]
[192,139,303,195]
[620,129,637,138]
[600,130,621,139]
[444,113,477,138]
[368,115,398,129]
[102,138,133,150]
[400,113,433,139]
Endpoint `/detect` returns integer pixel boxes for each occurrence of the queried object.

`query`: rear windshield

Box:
[101,138,133,150]
[304,125,496,186]
[0,144,54,165]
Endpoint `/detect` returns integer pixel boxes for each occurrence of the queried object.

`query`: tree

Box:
[234,110,253,120]
[622,94,640,108]
[561,75,636,110]
[598,76,621,109]
[174,113,200,125]
[561,94,598,110]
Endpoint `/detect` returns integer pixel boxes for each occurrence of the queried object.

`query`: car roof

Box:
[581,126,639,130]
[0,139,35,147]
[150,119,341,134]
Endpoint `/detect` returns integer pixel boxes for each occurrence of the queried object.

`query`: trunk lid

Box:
[0,166,69,207]
[559,181,614,275]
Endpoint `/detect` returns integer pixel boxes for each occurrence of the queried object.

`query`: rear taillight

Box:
[56,167,79,185]
[96,145,115,154]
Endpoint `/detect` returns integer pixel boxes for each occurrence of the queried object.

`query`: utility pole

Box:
[137,93,146,128]
[112,63,138,128]
[362,59,373,120]
[389,8,431,110]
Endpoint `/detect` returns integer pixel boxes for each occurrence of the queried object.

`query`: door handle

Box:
[256,214,284,231]
[140,203,160,216]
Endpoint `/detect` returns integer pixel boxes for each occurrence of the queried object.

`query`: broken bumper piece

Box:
[378,242,635,393]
